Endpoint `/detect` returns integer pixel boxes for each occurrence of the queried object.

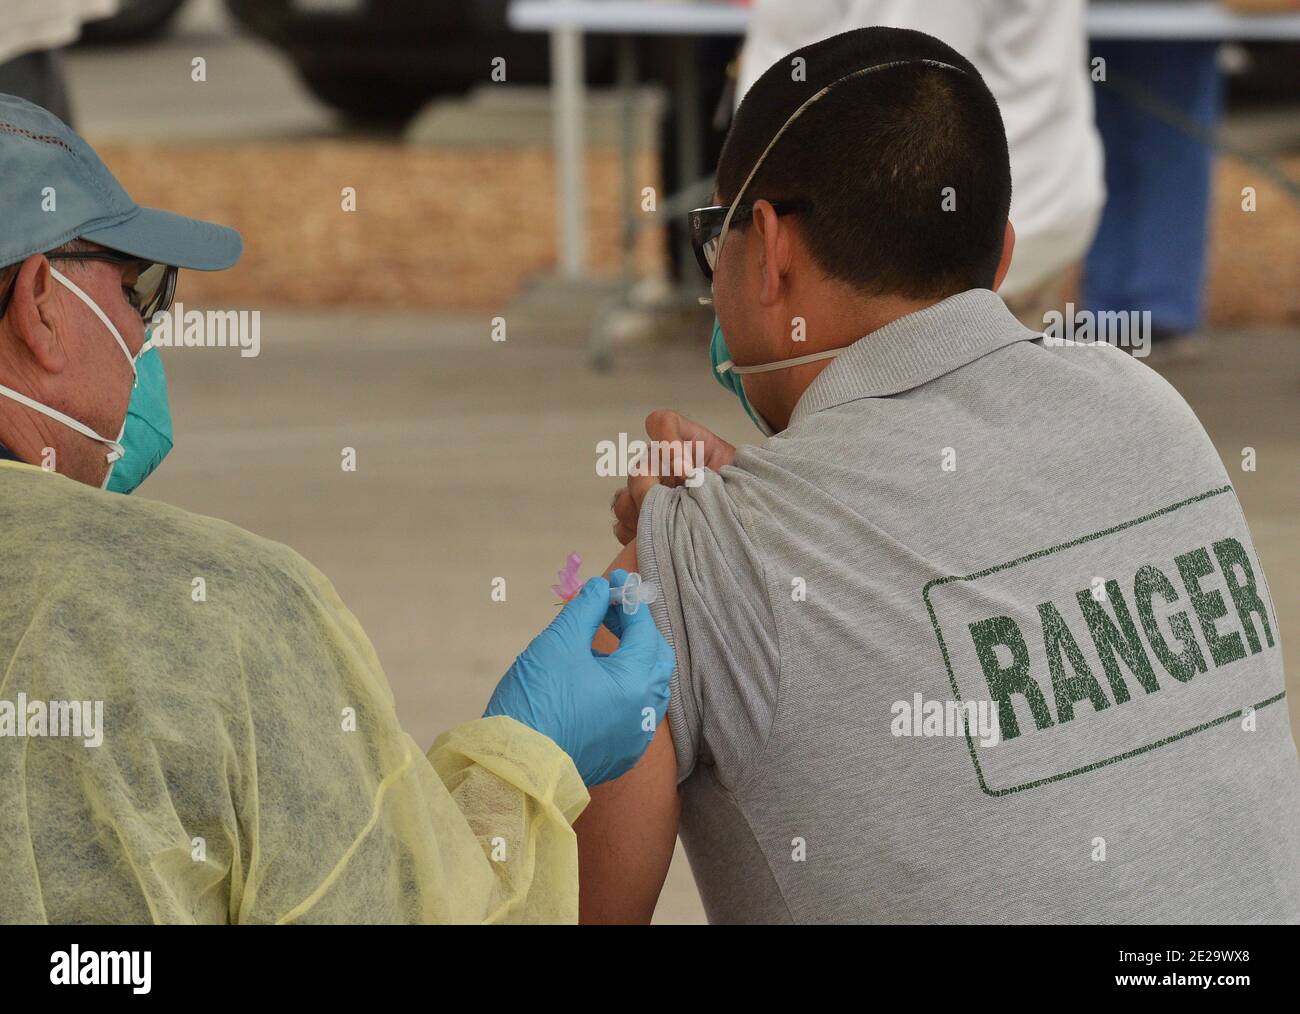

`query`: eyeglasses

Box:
[687,200,810,282]
[0,250,178,323]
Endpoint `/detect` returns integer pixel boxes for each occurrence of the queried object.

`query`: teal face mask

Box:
[709,316,772,436]
[0,267,172,493]
[106,337,173,494]
[710,315,847,437]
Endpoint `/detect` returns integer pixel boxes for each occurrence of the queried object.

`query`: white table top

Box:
[509,0,1300,40]
[511,0,749,35]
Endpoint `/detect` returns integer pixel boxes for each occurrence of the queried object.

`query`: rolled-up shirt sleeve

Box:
[636,466,781,788]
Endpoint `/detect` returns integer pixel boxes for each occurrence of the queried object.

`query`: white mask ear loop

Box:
[722,347,844,376]
[49,266,139,384]
[0,382,125,463]
[716,59,968,256]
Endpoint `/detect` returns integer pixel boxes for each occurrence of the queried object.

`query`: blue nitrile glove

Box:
[485,570,674,787]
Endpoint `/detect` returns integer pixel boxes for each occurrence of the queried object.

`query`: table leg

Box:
[552,24,587,278]
[618,35,639,288]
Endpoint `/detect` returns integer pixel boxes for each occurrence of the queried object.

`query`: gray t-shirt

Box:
[638,289,1299,924]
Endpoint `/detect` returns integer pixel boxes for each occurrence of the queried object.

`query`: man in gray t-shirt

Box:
[576,26,1300,924]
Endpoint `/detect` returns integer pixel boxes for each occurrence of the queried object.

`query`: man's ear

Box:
[992,220,1016,292]
[7,255,64,373]
[752,199,789,307]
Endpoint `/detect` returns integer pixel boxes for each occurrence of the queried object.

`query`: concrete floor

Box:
[141,311,1299,924]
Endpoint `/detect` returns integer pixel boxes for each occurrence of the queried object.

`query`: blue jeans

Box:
[1083,41,1223,334]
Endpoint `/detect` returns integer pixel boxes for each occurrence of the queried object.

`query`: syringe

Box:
[609,572,659,615]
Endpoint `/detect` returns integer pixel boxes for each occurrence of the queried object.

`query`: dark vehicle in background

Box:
[222,0,732,278]
[225,0,621,125]
[81,0,189,44]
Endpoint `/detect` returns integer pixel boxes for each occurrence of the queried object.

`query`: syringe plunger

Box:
[609,572,659,614]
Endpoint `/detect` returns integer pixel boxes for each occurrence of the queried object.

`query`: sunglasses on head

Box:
[687,200,811,282]
[0,249,178,323]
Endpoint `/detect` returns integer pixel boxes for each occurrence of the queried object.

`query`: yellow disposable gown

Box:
[0,460,588,923]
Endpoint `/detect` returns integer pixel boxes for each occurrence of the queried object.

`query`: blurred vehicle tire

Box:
[295,62,435,125]
[224,0,616,127]
[80,0,188,44]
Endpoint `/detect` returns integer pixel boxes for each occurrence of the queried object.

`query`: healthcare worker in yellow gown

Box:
[0,93,673,924]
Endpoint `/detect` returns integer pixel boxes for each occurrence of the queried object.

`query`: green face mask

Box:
[709,316,773,436]
[106,336,173,494]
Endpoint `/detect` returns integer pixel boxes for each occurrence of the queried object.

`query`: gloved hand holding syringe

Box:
[552,552,659,614]
[489,557,674,787]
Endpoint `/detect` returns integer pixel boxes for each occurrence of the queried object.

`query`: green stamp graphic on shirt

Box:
[923,486,1284,797]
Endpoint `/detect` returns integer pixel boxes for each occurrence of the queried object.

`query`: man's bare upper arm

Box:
[577,539,680,923]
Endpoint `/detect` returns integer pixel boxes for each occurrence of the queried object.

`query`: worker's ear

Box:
[992,220,1016,292]
[752,199,791,308]
[6,255,65,374]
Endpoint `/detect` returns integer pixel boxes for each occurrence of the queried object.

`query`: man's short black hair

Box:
[717,26,1012,299]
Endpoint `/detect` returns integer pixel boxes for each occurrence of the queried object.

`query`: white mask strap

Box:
[0,381,125,462]
[50,266,138,382]
[720,347,844,376]
[715,59,969,271]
